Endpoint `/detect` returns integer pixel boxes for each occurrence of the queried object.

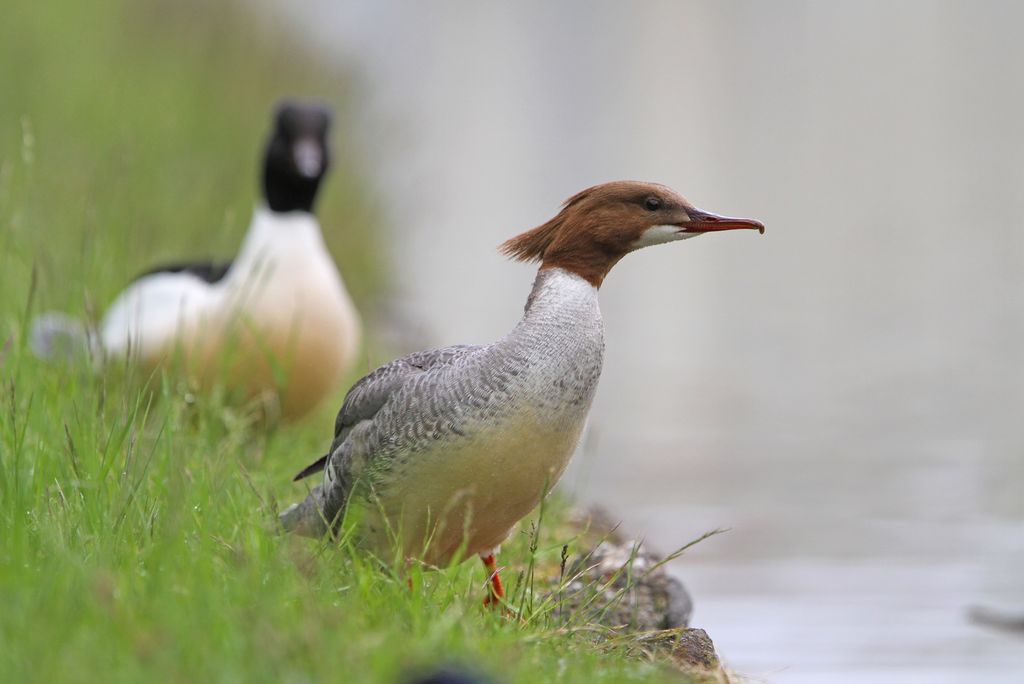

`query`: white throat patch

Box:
[631,224,701,250]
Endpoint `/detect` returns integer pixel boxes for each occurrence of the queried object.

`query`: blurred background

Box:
[5,0,1023,681]
[270,1,1024,681]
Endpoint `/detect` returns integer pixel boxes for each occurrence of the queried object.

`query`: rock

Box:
[969,606,1024,635]
[665,575,695,629]
[403,666,491,684]
[544,507,693,632]
[538,506,730,681]
[671,628,730,683]
[671,628,720,670]
[552,538,693,631]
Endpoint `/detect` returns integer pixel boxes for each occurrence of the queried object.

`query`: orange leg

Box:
[405,558,415,592]
[480,553,505,607]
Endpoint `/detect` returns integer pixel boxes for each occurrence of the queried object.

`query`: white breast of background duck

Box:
[227,207,361,378]
[101,206,360,417]
[372,268,603,562]
[228,206,357,339]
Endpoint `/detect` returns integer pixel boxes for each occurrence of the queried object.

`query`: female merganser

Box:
[280,181,762,602]
[34,101,361,420]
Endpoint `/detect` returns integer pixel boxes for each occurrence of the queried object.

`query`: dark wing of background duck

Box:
[136,260,233,284]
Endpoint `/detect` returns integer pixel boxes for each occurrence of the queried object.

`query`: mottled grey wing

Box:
[290,344,482,481]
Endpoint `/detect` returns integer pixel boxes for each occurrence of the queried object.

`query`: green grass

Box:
[0,1,691,682]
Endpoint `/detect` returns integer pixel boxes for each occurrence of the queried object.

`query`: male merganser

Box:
[33,101,361,420]
[280,181,763,603]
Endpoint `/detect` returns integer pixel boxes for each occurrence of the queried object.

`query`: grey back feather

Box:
[331,344,483,447]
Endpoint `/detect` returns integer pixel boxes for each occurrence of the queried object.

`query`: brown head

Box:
[500,181,764,287]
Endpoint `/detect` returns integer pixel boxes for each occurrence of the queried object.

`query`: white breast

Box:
[100,207,361,418]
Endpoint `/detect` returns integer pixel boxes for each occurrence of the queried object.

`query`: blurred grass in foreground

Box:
[0,1,690,682]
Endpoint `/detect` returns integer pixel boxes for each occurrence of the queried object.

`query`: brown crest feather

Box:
[499,188,601,262]
[499,214,565,262]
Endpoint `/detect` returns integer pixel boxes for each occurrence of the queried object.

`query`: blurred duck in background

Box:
[31,100,362,421]
[281,181,762,603]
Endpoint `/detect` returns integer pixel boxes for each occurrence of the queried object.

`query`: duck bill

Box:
[680,207,765,235]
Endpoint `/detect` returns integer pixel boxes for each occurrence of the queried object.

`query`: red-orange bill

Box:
[681,208,765,234]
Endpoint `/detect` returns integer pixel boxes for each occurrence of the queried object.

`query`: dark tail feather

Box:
[292,454,329,481]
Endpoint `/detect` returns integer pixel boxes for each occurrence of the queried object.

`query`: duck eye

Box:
[644,197,661,211]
